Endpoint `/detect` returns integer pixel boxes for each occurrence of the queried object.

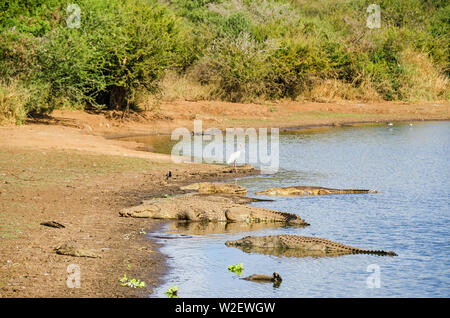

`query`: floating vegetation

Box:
[119,274,146,289]
[228,263,244,276]
[165,285,179,298]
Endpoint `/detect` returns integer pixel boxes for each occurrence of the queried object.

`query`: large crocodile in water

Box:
[119,194,309,226]
[255,186,378,196]
[225,235,397,257]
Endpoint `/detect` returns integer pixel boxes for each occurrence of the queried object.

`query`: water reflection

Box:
[166,220,290,236]
[228,245,353,258]
[137,121,450,298]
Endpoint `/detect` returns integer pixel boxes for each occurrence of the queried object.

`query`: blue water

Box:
[146,121,449,298]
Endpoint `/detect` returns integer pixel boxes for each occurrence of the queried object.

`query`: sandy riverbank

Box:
[0,145,256,297]
[0,100,448,297]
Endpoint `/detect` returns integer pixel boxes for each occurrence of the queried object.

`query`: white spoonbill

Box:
[227,143,245,172]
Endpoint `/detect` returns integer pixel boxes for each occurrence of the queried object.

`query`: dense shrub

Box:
[194,32,272,101]
[0,30,39,80]
[0,80,30,125]
[176,0,449,102]
[0,0,448,122]
[0,0,63,36]
[36,0,185,110]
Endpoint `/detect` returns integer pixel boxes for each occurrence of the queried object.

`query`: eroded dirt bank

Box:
[32,100,449,137]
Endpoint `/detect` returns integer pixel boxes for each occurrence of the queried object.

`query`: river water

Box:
[120,121,450,297]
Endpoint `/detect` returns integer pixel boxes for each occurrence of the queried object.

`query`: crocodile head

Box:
[225,236,252,247]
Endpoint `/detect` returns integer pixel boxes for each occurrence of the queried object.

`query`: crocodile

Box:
[225,235,397,257]
[54,242,99,258]
[119,194,309,226]
[168,219,286,235]
[180,182,247,195]
[255,186,378,196]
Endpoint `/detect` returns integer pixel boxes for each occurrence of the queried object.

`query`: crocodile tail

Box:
[378,250,397,256]
[355,249,397,256]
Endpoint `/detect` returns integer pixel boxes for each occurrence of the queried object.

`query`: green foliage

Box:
[0,30,38,80]
[119,274,146,289]
[228,263,244,275]
[165,285,179,298]
[195,32,272,101]
[0,0,63,36]
[181,0,448,102]
[265,38,330,99]
[0,0,448,122]
[36,0,185,110]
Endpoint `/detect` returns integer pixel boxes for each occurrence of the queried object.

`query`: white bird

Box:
[227,143,245,172]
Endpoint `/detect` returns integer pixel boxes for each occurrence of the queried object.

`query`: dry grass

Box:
[398,49,449,102]
[0,81,29,125]
[158,71,214,102]
[304,53,450,103]
[303,78,382,103]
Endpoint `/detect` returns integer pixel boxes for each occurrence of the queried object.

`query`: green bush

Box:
[0,30,39,80]
[265,38,330,99]
[178,0,449,102]
[0,0,63,36]
[0,0,448,119]
[195,32,272,101]
[36,0,185,110]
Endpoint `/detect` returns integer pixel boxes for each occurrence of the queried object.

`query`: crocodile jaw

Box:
[225,236,251,247]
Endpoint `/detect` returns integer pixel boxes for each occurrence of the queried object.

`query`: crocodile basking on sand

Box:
[225,235,397,257]
[120,194,309,226]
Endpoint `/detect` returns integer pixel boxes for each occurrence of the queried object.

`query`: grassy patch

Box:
[0,147,168,240]
[0,210,38,240]
[0,147,167,188]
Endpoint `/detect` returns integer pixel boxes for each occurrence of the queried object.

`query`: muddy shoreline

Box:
[0,146,258,297]
[134,168,261,298]
[103,117,450,139]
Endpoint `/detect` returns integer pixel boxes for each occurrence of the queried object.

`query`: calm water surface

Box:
[130,122,449,298]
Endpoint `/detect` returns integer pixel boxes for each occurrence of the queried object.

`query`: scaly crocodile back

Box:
[225,235,397,256]
[278,235,396,256]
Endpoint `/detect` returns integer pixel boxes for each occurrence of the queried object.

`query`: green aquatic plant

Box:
[165,285,178,298]
[228,263,244,276]
[118,274,146,289]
